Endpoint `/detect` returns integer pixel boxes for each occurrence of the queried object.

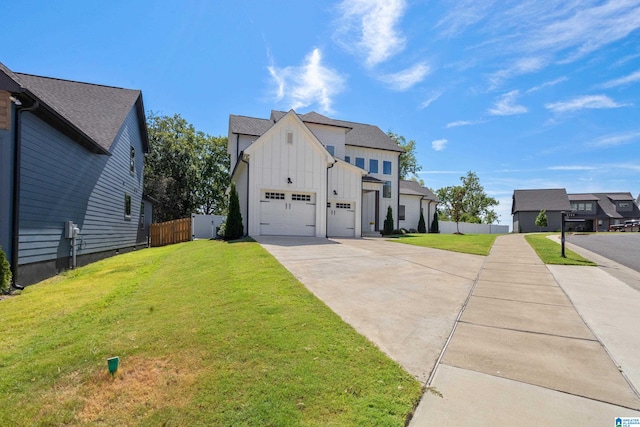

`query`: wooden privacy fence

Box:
[150,217,192,247]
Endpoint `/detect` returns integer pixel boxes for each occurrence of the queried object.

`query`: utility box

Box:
[65,221,79,239]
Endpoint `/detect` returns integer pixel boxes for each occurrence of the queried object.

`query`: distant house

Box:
[512,189,572,232]
[399,180,439,231]
[0,62,150,285]
[228,110,403,238]
[567,192,640,232]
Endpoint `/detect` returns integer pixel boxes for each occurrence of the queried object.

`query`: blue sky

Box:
[2,0,639,227]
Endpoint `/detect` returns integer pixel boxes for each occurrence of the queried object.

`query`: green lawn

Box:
[389,233,502,256]
[0,240,421,426]
[525,234,596,266]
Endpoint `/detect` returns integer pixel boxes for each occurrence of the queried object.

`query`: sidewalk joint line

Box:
[456,320,598,341]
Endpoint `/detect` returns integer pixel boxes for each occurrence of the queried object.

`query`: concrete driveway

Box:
[256,235,640,425]
[255,236,485,382]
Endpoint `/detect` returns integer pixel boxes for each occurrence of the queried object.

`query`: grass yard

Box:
[389,233,502,256]
[525,234,596,266]
[0,240,421,426]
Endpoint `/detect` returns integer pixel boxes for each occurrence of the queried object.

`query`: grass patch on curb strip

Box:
[389,233,502,256]
[525,234,596,266]
[0,240,421,426]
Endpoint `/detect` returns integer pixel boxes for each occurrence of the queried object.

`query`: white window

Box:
[265,192,285,200]
[291,194,311,202]
[336,203,351,209]
[130,146,135,175]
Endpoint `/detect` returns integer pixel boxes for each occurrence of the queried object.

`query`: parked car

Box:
[624,219,640,232]
[609,223,625,232]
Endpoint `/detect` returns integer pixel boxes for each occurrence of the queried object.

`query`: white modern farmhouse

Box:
[228,110,403,237]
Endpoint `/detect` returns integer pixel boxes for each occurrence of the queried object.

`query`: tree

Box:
[387,132,422,180]
[430,211,439,233]
[144,113,230,222]
[418,210,426,233]
[437,185,466,234]
[383,206,394,235]
[436,171,499,224]
[196,135,230,215]
[535,209,548,232]
[224,183,243,240]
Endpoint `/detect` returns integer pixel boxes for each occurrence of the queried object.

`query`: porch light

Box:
[333,190,337,195]
[287,177,293,184]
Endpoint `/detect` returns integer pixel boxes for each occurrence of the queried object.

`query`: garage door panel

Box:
[327,200,355,237]
[260,191,316,236]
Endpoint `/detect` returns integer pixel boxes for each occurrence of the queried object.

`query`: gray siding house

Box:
[512,189,572,233]
[0,62,149,286]
[567,192,640,232]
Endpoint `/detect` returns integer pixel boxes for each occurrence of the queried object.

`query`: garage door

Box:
[327,201,355,237]
[260,191,316,236]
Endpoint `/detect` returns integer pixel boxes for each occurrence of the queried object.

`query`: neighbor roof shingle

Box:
[15,73,142,152]
[512,188,572,213]
[400,180,439,201]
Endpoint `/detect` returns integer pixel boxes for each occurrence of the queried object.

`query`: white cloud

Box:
[545,94,630,113]
[446,119,484,128]
[335,0,407,66]
[419,90,443,109]
[588,131,640,147]
[488,90,527,116]
[379,62,430,91]
[435,0,496,37]
[432,138,448,151]
[526,76,568,93]
[601,69,640,88]
[547,165,598,171]
[268,48,345,114]
[489,57,546,89]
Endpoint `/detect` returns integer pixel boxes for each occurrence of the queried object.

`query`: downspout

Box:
[325,160,336,238]
[396,153,401,230]
[235,134,240,165]
[11,97,39,286]
[240,154,249,236]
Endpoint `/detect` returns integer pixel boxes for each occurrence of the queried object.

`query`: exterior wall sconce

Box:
[333,190,337,195]
[287,177,293,184]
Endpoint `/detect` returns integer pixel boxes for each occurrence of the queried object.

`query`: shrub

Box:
[0,247,12,294]
[418,211,426,233]
[224,183,243,240]
[383,206,394,236]
[430,211,439,233]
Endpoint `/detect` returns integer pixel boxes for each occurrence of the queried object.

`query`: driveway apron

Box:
[411,233,640,426]
[255,236,485,383]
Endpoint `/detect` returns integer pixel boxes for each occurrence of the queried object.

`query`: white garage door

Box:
[327,201,356,237]
[260,191,316,236]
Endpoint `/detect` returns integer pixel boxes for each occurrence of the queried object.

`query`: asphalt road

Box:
[567,233,640,272]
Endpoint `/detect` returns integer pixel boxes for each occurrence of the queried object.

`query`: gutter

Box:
[11,95,39,286]
[325,160,336,238]
[240,154,249,236]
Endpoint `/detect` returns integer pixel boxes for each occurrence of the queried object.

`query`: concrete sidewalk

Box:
[410,233,640,426]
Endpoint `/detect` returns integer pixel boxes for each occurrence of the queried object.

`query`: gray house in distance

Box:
[512,189,572,233]
[0,62,150,286]
[567,192,640,232]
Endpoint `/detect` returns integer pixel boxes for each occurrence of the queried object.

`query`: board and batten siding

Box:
[306,123,346,160]
[345,146,400,228]
[17,106,145,267]
[245,113,330,237]
[399,194,421,230]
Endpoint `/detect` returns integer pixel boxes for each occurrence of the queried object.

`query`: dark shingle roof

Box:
[512,189,572,214]
[15,73,143,152]
[568,194,599,201]
[229,114,274,136]
[235,110,404,153]
[606,192,634,201]
[400,180,439,201]
[0,62,147,154]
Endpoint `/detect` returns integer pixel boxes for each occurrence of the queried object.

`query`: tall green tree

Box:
[437,185,466,234]
[436,171,499,225]
[144,113,230,222]
[387,132,422,180]
[224,183,243,240]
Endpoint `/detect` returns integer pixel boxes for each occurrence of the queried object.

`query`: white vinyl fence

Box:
[191,214,226,239]
[438,221,508,234]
